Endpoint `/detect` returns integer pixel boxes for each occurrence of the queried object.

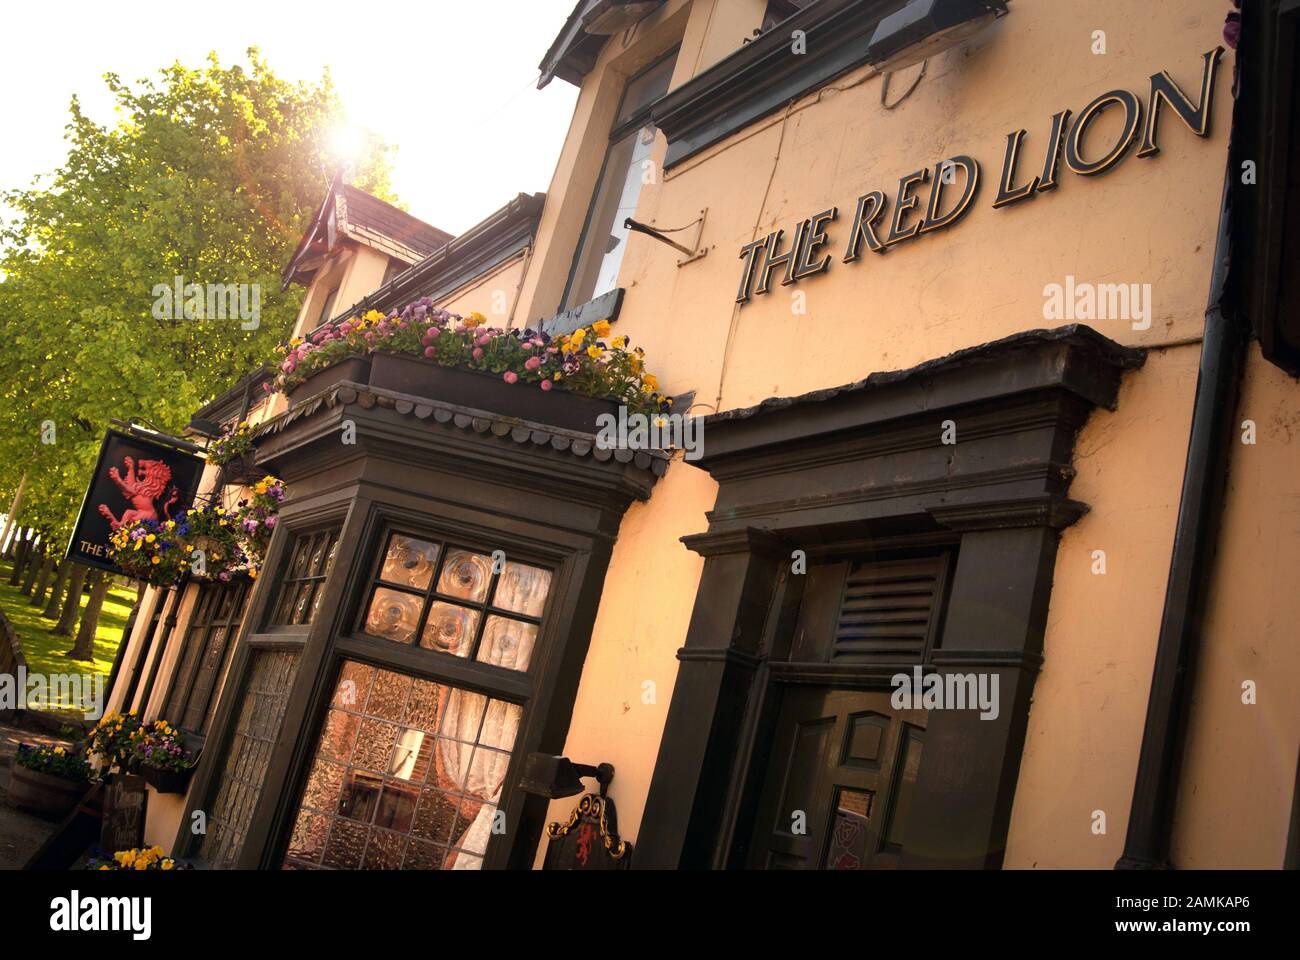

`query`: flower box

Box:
[9,764,89,819]
[287,355,372,405]
[140,764,194,795]
[368,352,619,434]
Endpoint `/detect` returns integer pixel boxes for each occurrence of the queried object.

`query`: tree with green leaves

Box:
[0,49,396,549]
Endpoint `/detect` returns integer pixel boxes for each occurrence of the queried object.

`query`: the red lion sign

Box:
[68,431,203,574]
[96,456,181,529]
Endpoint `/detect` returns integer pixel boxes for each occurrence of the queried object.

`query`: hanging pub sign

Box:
[735,46,1224,303]
[66,429,205,575]
[542,794,633,870]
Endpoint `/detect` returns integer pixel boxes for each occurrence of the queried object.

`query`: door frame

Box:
[635,328,1146,869]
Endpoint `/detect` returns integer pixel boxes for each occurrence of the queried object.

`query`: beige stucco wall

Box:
[1003,342,1198,867]
[435,251,530,326]
[290,243,393,341]
[1172,345,1300,868]
[528,0,1276,865]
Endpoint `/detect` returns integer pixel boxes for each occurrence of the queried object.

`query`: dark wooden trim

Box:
[636,325,1144,869]
[651,0,911,168]
[543,288,625,338]
[1229,0,1300,375]
[182,379,656,869]
[313,193,546,334]
[172,498,349,862]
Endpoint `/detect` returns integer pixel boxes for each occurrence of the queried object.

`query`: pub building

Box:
[100,0,1300,870]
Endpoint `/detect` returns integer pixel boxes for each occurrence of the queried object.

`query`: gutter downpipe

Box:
[1116,171,1248,869]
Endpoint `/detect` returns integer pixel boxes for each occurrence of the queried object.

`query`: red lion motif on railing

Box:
[96,456,180,529]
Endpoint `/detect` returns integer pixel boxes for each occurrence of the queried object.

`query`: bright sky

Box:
[0,0,579,236]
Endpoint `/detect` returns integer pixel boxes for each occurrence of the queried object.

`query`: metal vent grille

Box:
[833,556,947,659]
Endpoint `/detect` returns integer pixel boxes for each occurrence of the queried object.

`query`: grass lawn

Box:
[0,560,136,712]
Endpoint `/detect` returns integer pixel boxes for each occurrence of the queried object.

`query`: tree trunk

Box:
[67,570,109,661]
[20,543,44,595]
[42,559,72,619]
[0,472,27,558]
[52,564,88,637]
[8,532,30,584]
[29,554,57,607]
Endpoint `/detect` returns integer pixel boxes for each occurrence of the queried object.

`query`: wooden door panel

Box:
[750,687,927,869]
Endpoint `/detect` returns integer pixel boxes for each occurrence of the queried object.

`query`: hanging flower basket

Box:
[220,451,264,486]
[107,480,285,584]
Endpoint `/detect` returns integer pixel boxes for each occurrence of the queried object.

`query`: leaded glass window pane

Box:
[358,532,552,675]
[199,649,299,868]
[283,661,522,871]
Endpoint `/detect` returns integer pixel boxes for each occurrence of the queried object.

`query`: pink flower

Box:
[472,348,484,360]
[503,371,518,384]
[424,347,435,358]
[524,356,542,371]
[427,327,440,339]
[540,379,553,392]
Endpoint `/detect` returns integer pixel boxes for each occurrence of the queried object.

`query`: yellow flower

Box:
[643,374,660,392]
[99,865,111,870]
[145,534,156,543]
[465,311,487,327]
[612,335,628,348]
[161,859,175,871]
[570,328,586,345]
[592,319,612,338]
[586,345,602,360]
[151,557,160,565]
[54,746,65,755]
[254,482,267,495]
[248,568,258,579]
[289,337,304,348]
[185,545,194,553]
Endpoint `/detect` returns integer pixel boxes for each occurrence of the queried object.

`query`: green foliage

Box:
[0,560,131,708]
[0,50,396,540]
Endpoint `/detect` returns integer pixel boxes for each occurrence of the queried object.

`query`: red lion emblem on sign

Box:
[96,456,180,529]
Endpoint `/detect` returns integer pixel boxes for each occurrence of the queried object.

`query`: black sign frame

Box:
[66,429,205,575]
